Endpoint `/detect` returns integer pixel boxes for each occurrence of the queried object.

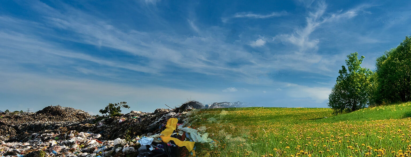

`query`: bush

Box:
[99,101,130,117]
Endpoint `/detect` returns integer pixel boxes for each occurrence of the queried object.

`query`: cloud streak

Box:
[250,38,266,47]
[273,1,370,54]
[233,11,288,19]
[222,11,287,23]
[223,87,238,92]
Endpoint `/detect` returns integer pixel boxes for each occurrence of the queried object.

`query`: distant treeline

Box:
[329,36,411,113]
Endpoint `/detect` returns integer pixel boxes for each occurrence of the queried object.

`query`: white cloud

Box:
[286,83,331,103]
[187,20,200,33]
[295,0,316,8]
[273,1,368,54]
[222,11,287,23]
[250,38,266,47]
[0,31,159,74]
[223,87,238,92]
[233,11,287,19]
[143,0,160,5]
[0,1,373,88]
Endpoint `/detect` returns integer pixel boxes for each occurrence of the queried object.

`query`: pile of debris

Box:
[0,101,215,156]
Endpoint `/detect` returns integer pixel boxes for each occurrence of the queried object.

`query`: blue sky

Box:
[0,0,410,114]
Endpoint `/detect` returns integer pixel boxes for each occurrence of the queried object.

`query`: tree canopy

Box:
[99,101,130,117]
[328,52,373,113]
[375,36,411,104]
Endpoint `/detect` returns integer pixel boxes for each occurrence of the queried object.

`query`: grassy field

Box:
[189,102,411,157]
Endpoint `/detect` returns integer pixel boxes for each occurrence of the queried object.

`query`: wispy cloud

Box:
[233,11,288,19]
[273,1,370,54]
[0,30,159,74]
[222,11,287,23]
[222,87,238,92]
[286,83,331,103]
[187,19,200,33]
[143,0,161,5]
[250,38,266,47]
[0,1,376,99]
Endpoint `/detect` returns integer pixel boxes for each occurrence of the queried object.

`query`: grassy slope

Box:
[317,102,411,123]
[191,102,411,157]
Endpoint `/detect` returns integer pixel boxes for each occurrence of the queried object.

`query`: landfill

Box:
[0,101,215,157]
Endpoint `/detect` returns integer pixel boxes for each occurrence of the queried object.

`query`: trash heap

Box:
[0,101,216,156]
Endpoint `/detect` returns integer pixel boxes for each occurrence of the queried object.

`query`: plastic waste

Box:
[160,118,195,152]
[113,138,126,146]
[139,137,154,145]
[93,134,101,139]
[115,147,122,153]
[178,126,212,143]
[197,126,207,132]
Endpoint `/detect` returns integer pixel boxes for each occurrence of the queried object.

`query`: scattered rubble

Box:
[0,101,215,156]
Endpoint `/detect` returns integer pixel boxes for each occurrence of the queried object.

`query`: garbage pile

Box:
[0,101,215,156]
[0,105,93,142]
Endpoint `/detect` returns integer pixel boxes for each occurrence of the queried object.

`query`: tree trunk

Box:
[352,99,357,111]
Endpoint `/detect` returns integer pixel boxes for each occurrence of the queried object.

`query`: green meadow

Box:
[190,102,411,157]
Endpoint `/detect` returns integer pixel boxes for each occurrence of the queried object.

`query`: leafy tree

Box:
[366,71,379,107]
[99,101,130,117]
[20,110,24,114]
[4,109,9,113]
[329,52,373,113]
[375,36,411,104]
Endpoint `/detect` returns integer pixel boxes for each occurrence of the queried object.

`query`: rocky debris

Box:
[208,101,244,109]
[0,101,215,156]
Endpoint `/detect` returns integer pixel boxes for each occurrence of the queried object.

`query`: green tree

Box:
[329,52,373,113]
[366,71,379,107]
[20,110,23,114]
[4,109,9,113]
[99,101,130,117]
[375,36,411,104]
[12,111,19,115]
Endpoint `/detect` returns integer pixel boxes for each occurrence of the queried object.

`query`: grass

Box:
[189,102,411,157]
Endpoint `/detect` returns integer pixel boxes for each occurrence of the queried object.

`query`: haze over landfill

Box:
[1,0,411,113]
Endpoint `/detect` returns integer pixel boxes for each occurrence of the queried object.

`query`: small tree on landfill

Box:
[99,101,130,117]
[328,52,373,114]
[5,109,9,113]
[12,111,19,115]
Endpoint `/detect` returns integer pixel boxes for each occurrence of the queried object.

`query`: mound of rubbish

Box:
[36,105,91,121]
[0,101,216,157]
